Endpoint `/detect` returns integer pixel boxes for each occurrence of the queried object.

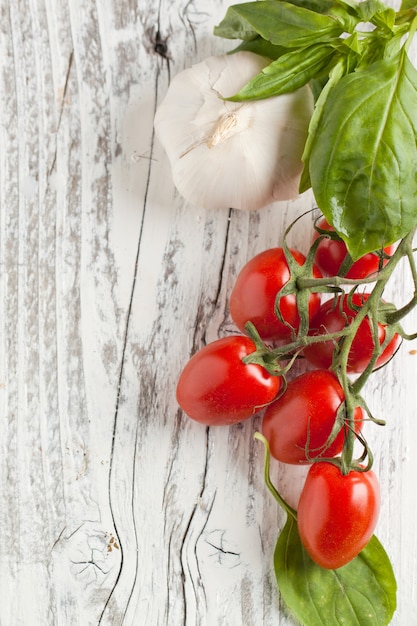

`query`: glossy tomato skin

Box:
[303,293,401,373]
[229,247,322,342]
[176,336,281,426]
[313,216,395,279]
[297,462,380,569]
[262,370,363,464]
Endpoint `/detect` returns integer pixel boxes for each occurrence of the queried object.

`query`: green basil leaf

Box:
[213,7,258,41]
[280,0,337,13]
[309,51,417,259]
[227,43,338,101]
[300,58,347,193]
[310,74,331,101]
[357,0,394,24]
[230,36,289,60]
[282,0,360,30]
[342,31,362,54]
[215,1,345,48]
[337,0,360,9]
[337,0,397,30]
[400,0,417,9]
[275,516,397,626]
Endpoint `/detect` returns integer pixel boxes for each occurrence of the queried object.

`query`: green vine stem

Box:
[245,216,417,475]
[254,432,297,520]
[385,239,417,330]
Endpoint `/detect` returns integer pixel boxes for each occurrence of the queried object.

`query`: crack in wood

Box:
[204,529,241,567]
[48,50,74,177]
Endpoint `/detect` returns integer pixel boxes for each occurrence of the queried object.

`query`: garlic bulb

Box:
[154,51,314,211]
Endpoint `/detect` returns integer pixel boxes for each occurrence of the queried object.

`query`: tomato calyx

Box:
[304,293,402,376]
[275,227,325,339]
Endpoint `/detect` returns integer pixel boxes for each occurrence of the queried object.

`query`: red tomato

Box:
[297,462,380,569]
[313,216,394,279]
[229,247,322,341]
[176,336,281,426]
[303,293,400,373]
[262,370,363,464]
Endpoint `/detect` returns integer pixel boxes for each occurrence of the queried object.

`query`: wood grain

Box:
[0,0,416,624]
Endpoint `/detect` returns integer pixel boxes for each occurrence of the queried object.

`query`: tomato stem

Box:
[247,218,417,475]
[385,239,417,326]
[254,432,297,520]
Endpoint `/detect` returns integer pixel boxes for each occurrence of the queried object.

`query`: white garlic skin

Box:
[154,51,314,211]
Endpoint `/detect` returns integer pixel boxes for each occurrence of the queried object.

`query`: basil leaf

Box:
[214,1,345,48]
[280,0,337,13]
[357,0,394,23]
[358,0,395,30]
[300,59,347,193]
[213,7,258,41]
[400,0,417,9]
[282,0,360,30]
[309,51,417,259]
[230,36,289,60]
[275,516,397,626]
[337,0,360,9]
[227,43,338,101]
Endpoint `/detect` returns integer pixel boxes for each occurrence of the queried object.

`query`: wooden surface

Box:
[1,1,416,624]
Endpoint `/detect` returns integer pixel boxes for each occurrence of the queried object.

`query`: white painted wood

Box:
[0,0,415,624]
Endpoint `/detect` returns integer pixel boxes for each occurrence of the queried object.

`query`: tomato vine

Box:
[243,215,417,477]
[170,1,417,623]
[175,207,415,624]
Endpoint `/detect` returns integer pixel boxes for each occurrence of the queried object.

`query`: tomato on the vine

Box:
[229,247,322,342]
[297,462,380,569]
[176,336,281,426]
[303,293,401,373]
[262,370,363,464]
[313,216,395,279]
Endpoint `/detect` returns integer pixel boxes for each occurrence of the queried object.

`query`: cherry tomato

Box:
[297,462,380,569]
[176,336,281,426]
[303,293,400,373]
[313,216,394,279]
[262,370,363,464]
[229,247,322,342]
